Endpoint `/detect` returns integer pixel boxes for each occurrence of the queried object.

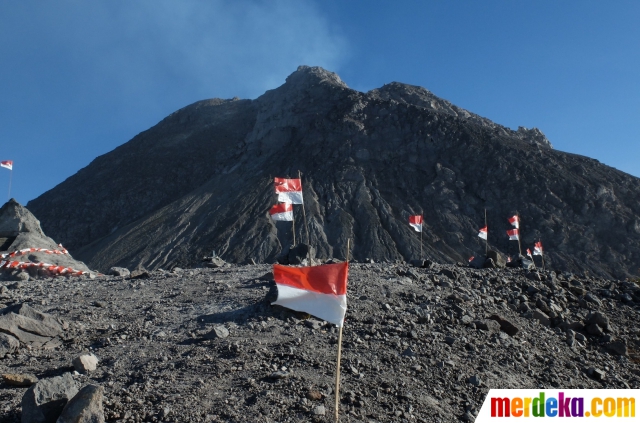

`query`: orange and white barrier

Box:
[0,259,89,277]
[0,244,69,259]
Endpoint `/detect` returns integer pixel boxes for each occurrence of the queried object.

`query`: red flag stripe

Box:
[273,263,348,296]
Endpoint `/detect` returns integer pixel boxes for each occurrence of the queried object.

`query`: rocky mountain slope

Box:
[0,263,639,422]
[27,66,640,278]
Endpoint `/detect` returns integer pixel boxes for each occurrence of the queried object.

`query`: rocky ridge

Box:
[0,261,639,422]
[26,66,640,278]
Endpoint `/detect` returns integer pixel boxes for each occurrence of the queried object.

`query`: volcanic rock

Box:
[25,66,640,279]
[56,384,105,423]
[0,200,90,278]
[21,373,78,423]
[72,353,99,374]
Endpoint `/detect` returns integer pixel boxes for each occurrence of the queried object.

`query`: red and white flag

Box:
[508,215,519,228]
[507,256,512,263]
[272,262,348,327]
[409,215,423,232]
[534,241,543,256]
[269,203,293,222]
[478,226,488,240]
[274,178,303,204]
[507,229,520,240]
[526,248,533,259]
[0,160,12,170]
[468,256,474,263]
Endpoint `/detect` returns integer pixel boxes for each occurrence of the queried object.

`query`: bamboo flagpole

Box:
[484,209,488,255]
[7,168,12,200]
[334,239,349,422]
[298,170,312,265]
[291,210,296,246]
[516,211,522,256]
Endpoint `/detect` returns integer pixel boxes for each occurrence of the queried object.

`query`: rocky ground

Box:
[1,261,640,422]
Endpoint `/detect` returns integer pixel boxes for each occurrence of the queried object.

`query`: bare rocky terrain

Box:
[1,261,639,422]
[26,66,640,279]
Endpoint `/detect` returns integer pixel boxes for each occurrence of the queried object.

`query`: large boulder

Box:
[56,384,105,423]
[0,199,91,278]
[21,373,79,423]
[0,303,63,349]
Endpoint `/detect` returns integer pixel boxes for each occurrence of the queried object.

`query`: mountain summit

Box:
[27,66,640,278]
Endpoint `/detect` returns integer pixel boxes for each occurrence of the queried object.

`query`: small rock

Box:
[73,353,99,373]
[401,347,416,357]
[488,315,520,336]
[587,367,605,381]
[203,326,229,339]
[444,336,456,346]
[269,371,290,380]
[467,375,481,386]
[57,384,105,423]
[531,310,550,327]
[129,268,150,279]
[312,405,326,416]
[2,373,39,386]
[304,320,323,330]
[606,341,627,356]
[306,390,323,401]
[0,332,19,356]
[107,267,130,277]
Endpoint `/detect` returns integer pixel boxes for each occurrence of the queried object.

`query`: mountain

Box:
[27,66,640,278]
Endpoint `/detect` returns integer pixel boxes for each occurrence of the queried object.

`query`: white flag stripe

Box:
[409,223,422,232]
[277,191,303,204]
[270,210,293,221]
[272,284,347,327]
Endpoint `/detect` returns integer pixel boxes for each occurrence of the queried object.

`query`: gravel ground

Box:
[1,262,639,422]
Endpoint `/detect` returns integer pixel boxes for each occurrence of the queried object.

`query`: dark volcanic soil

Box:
[1,262,640,422]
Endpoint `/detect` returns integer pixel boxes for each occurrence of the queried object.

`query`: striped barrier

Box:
[0,259,89,277]
[0,244,69,259]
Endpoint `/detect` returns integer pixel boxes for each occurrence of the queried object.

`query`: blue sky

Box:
[1,1,638,205]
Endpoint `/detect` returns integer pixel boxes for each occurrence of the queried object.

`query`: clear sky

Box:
[1,1,638,205]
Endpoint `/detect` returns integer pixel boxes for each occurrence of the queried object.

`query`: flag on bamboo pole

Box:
[274,178,303,204]
[269,203,294,221]
[526,248,534,260]
[478,226,488,240]
[508,215,519,228]
[0,161,12,170]
[272,262,349,327]
[408,215,423,232]
[534,241,543,256]
[507,229,520,240]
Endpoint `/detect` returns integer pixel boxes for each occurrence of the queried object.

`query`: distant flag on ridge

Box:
[269,203,293,222]
[409,215,423,232]
[507,256,512,263]
[478,226,488,240]
[507,229,520,240]
[468,256,474,263]
[526,248,533,260]
[508,215,519,228]
[534,241,543,256]
[0,161,12,170]
[274,178,303,204]
[272,262,349,327]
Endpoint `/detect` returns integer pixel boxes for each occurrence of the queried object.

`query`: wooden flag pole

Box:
[291,210,296,246]
[540,239,546,271]
[516,211,522,256]
[299,170,312,264]
[484,209,488,255]
[7,168,12,200]
[335,239,349,422]
[420,223,423,260]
